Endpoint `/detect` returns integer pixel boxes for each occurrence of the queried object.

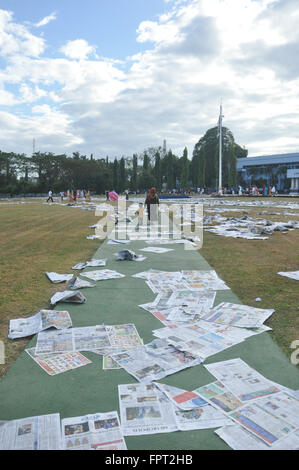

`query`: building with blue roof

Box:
[237,152,299,193]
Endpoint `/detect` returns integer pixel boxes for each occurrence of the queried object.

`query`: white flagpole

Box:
[218,104,223,196]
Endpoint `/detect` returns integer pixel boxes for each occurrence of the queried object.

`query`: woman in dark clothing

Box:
[145,187,159,221]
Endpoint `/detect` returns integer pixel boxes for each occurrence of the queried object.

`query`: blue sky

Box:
[0,0,299,159]
[0,0,167,60]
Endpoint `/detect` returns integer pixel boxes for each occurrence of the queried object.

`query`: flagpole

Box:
[218,104,223,196]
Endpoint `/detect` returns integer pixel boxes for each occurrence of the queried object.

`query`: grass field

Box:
[0,200,99,379]
[200,200,299,360]
[0,197,298,380]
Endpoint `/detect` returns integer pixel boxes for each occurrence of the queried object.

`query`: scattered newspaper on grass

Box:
[45,272,73,283]
[50,290,86,306]
[277,271,299,281]
[8,310,72,339]
[72,259,107,270]
[67,276,96,290]
[61,411,126,450]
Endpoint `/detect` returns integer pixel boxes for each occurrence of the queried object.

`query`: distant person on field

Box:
[73,189,77,202]
[137,203,144,226]
[47,190,54,203]
[145,187,159,222]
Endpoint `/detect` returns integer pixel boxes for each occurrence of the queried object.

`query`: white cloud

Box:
[60,39,98,60]
[34,12,57,28]
[1,1,299,158]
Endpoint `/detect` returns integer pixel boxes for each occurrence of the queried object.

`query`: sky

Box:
[0,0,299,159]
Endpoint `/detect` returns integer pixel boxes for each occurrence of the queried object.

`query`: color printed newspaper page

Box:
[35,325,111,355]
[118,383,178,436]
[181,270,230,290]
[215,424,299,450]
[26,348,92,376]
[106,324,143,351]
[228,394,299,447]
[200,302,275,329]
[118,383,232,436]
[154,382,208,411]
[61,411,126,450]
[204,358,281,402]
[0,413,61,450]
[152,324,242,361]
[194,381,243,415]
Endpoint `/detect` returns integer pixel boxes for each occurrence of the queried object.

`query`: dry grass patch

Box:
[0,202,100,379]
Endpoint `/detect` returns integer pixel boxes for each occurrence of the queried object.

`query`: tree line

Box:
[0,126,247,195]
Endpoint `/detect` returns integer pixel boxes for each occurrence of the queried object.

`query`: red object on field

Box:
[108,191,118,201]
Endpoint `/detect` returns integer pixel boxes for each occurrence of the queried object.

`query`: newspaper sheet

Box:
[167,289,216,312]
[215,424,299,450]
[50,290,86,306]
[80,269,125,281]
[106,323,143,351]
[229,392,299,446]
[118,383,231,436]
[204,358,281,402]
[153,324,242,361]
[132,269,166,279]
[188,319,272,343]
[118,383,178,436]
[61,411,127,450]
[35,325,111,355]
[111,339,202,384]
[154,382,208,410]
[181,270,230,290]
[200,302,275,329]
[45,272,73,283]
[0,413,61,450]
[194,381,243,414]
[138,303,204,328]
[8,309,72,339]
[139,247,174,254]
[277,271,299,281]
[174,405,232,430]
[26,348,92,375]
[67,276,96,289]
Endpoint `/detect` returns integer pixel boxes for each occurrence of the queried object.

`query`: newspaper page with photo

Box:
[61,411,127,450]
[0,414,61,450]
[154,382,208,411]
[118,383,178,436]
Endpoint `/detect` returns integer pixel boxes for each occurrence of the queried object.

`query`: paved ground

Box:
[1,238,299,450]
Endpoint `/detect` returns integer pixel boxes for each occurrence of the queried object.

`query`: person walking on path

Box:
[145,187,159,222]
[47,189,54,203]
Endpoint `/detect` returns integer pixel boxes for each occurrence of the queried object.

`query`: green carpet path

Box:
[1,238,299,450]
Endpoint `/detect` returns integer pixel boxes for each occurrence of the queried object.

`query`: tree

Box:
[192,126,246,190]
[180,147,189,189]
